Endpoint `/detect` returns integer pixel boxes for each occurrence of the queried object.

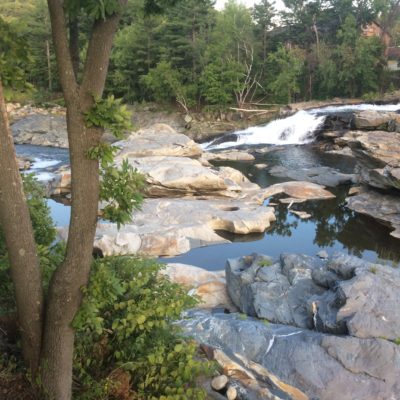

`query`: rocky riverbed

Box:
[10,101,400,400]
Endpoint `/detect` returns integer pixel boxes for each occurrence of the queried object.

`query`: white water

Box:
[204,102,400,150]
[31,158,61,170]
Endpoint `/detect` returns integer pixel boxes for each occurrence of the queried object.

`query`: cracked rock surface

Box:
[179,253,400,400]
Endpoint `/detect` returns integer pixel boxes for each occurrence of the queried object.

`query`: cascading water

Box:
[204,102,400,151]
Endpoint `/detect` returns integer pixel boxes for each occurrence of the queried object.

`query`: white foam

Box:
[204,110,326,150]
[35,172,55,182]
[204,103,400,150]
[31,158,61,169]
[310,103,400,114]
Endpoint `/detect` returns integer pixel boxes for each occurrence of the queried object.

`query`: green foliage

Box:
[266,46,305,103]
[0,16,32,89]
[73,256,213,399]
[100,160,145,228]
[85,95,132,139]
[200,61,241,105]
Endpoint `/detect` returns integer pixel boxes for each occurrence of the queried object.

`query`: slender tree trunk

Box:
[69,17,80,79]
[39,1,125,398]
[46,40,52,91]
[0,79,43,376]
[40,107,101,400]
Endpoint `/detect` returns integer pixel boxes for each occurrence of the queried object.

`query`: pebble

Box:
[226,386,237,400]
[211,374,229,391]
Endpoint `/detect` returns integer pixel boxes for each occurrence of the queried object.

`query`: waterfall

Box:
[203,103,400,150]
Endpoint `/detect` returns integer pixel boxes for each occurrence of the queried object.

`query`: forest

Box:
[1,0,400,109]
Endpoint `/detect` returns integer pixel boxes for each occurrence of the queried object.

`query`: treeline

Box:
[1,0,400,108]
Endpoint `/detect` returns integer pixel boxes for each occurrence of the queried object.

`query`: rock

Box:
[353,110,400,130]
[226,386,238,400]
[84,198,276,257]
[180,310,400,400]
[203,150,255,162]
[162,264,224,287]
[17,156,31,170]
[47,167,71,195]
[336,130,400,165]
[333,130,400,190]
[211,375,229,391]
[290,210,311,219]
[226,252,400,339]
[268,165,356,187]
[254,163,268,169]
[263,181,336,201]
[317,250,329,259]
[161,264,233,309]
[348,186,363,195]
[12,114,69,148]
[346,189,400,239]
[225,253,324,328]
[115,124,202,159]
[115,155,260,198]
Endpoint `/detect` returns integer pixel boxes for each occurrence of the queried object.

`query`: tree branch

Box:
[47,0,78,103]
[80,0,127,103]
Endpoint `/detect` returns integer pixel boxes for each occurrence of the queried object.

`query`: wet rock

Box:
[180,310,400,400]
[346,189,400,239]
[268,165,356,187]
[263,181,336,201]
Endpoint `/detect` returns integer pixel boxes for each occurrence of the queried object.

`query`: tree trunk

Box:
[40,107,101,400]
[0,79,43,376]
[40,1,125,398]
[46,40,53,91]
[69,17,80,79]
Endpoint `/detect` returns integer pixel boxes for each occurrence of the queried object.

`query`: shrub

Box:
[73,257,213,399]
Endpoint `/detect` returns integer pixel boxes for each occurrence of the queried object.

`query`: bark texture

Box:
[39,1,125,398]
[0,79,44,375]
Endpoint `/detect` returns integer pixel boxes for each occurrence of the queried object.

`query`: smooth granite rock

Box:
[180,310,400,400]
[268,165,356,187]
[346,189,400,239]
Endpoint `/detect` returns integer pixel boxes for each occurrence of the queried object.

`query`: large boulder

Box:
[12,114,69,148]
[346,189,400,239]
[353,110,400,130]
[180,310,400,400]
[268,165,356,187]
[226,253,400,339]
[179,252,400,399]
[115,123,202,159]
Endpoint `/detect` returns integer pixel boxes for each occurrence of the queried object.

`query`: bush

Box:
[73,257,213,399]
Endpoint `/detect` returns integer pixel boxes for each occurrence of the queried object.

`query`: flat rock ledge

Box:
[179,253,400,400]
[79,198,276,257]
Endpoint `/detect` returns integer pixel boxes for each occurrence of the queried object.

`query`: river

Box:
[15,103,400,270]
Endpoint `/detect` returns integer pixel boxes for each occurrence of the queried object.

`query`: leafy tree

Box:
[266,45,305,103]
[253,0,276,63]
[0,1,175,398]
[200,59,242,105]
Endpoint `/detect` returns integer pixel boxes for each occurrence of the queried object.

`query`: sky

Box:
[215,0,286,11]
